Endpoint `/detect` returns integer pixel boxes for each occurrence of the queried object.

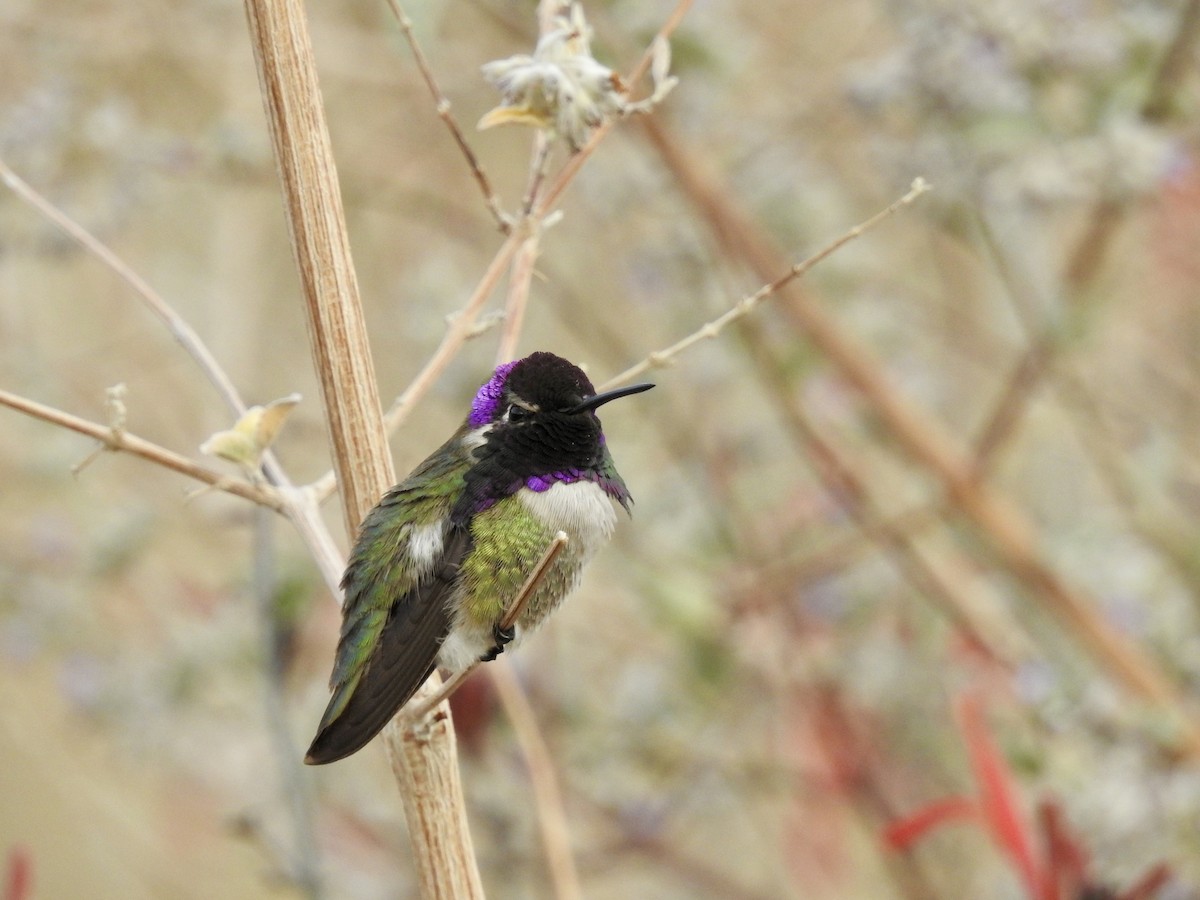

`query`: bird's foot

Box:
[481,623,515,662]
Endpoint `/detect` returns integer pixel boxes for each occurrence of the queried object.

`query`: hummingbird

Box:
[305,351,653,764]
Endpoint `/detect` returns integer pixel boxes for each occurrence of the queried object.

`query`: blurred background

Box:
[3,0,1200,897]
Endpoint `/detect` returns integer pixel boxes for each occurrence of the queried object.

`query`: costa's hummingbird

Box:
[305,352,653,764]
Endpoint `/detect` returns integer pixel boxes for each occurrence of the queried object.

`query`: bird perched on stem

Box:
[306,352,652,764]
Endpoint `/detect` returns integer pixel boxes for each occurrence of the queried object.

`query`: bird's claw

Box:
[481,623,516,662]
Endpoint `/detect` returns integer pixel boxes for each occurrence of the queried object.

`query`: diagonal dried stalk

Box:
[385,0,509,232]
[638,113,1200,759]
[241,0,482,894]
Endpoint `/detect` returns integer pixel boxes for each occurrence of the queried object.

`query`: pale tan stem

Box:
[496,229,541,365]
[383,234,521,434]
[241,0,482,893]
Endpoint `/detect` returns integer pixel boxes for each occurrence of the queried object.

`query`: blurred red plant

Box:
[883,694,1170,900]
[4,846,32,900]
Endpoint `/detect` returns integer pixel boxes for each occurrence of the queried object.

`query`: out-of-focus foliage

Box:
[2,0,1200,897]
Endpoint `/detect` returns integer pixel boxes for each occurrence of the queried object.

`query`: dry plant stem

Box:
[598,179,931,391]
[0,157,344,594]
[241,0,481,894]
[497,228,541,364]
[243,0,390,531]
[0,388,285,510]
[385,0,508,232]
[489,660,582,900]
[381,232,521,432]
[639,116,1200,757]
[521,131,553,218]
[495,135,551,365]
[406,531,569,721]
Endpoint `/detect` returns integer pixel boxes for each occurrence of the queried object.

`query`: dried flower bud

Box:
[201,393,301,469]
[479,2,674,152]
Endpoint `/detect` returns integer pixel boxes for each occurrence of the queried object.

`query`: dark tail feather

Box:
[306,527,468,765]
[304,661,437,765]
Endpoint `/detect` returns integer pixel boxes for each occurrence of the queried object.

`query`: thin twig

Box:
[0,158,245,416]
[308,0,695,502]
[599,178,931,391]
[0,388,285,511]
[495,129,552,366]
[383,234,521,433]
[0,156,345,593]
[521,131,553,218]
[405,531,569,722]
[384,0,509,232]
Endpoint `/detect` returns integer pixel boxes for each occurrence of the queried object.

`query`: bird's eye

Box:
[506,404,531,423]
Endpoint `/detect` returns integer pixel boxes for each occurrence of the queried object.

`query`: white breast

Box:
[518,480,619,561]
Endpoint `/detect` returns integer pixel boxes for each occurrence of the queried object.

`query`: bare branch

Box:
[0,158,246,417]
[0,388,285,511]
[384,0,509,232]
[0,156,345,593]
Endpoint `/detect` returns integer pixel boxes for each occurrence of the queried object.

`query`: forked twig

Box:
[404,531,569,722]
[306,0,696,502]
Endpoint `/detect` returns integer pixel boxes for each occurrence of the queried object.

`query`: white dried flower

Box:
[479,3,675,152]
